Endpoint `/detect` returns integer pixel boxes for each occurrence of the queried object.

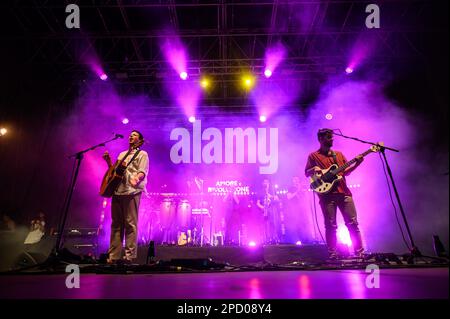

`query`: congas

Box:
[176,199,191,229]
[159,197,176,229]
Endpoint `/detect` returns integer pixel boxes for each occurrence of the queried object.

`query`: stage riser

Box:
[1,233,328,270]
[137,244,329,265]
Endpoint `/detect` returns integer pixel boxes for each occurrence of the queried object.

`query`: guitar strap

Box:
[124,149,141,168]
[331,151,338,165]
[117,149,132,167]
[117,149,141,169]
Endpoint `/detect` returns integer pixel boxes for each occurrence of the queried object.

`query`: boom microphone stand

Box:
[332,129,422,261]
[39,134,123,270]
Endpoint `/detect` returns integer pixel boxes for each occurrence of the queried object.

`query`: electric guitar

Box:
[309,144,382,194]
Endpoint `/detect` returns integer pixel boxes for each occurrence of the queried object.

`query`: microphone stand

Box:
[199,179,205,247]
[41,135,122,270]
[332,130,422,261]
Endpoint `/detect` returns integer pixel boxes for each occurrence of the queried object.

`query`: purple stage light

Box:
[122,118,129,125]
[295,241,303,246]
[248,241,257,247]
[188,116,196,123]
[346,34,377,77]
[162,38,188,78]
[264,43,286,77]
[259,115,267,123]
[100,73,108,81]
[325,113,333,120]
[180,71,188,80]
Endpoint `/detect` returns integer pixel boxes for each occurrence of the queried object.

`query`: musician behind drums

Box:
[102,130,149,263]
[256,178,280,244]
[305,128,364,260]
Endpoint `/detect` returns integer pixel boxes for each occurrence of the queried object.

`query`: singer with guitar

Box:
[305,128,367,260]
[101,130,149,263]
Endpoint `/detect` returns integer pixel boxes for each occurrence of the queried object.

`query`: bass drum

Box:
[159,197,176,229]
[176,199,191,230]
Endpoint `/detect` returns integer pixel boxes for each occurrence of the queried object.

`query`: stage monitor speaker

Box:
[0,235,55,272]
[11,251,48,270]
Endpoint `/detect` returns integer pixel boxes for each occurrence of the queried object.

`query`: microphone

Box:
[115,133,124,139]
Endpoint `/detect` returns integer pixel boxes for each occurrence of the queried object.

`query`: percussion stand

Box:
[199,180,205,246]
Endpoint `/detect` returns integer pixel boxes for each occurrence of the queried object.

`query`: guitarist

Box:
[102,130,149,263]
[305,128,364,259]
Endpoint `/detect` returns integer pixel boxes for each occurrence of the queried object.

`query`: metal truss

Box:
[5,0,447,105]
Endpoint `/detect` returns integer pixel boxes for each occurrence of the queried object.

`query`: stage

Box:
[0,267,447,299]
[0,243,448,299]
[1,0,449,304]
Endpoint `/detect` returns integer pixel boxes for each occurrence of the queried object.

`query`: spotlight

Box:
[325,113,333,120]
[337,226,352,247]
[295,241,302,246]
[200,78,210,89]
[248,241,257,247]
[122,118,129,125]
[100,73,108,81]
[188,116,196,123]
[259,115,267,123]
[242,74,255,90]
[0,128,7,136]
[264,69,272,78]
[345,67,353,74]
[180,71,188,80]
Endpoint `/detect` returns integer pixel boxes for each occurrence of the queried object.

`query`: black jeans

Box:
[319,194,364,255]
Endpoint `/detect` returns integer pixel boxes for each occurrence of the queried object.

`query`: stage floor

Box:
[0,267,447,299]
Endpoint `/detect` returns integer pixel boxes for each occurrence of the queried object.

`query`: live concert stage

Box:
[0,241,448,299]
[1,0,449,304]
[0,239,448,300]
[1,268,448,299]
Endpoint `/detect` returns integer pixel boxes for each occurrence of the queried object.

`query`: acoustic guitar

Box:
[99,144,142,198]
[99,160,128,198]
